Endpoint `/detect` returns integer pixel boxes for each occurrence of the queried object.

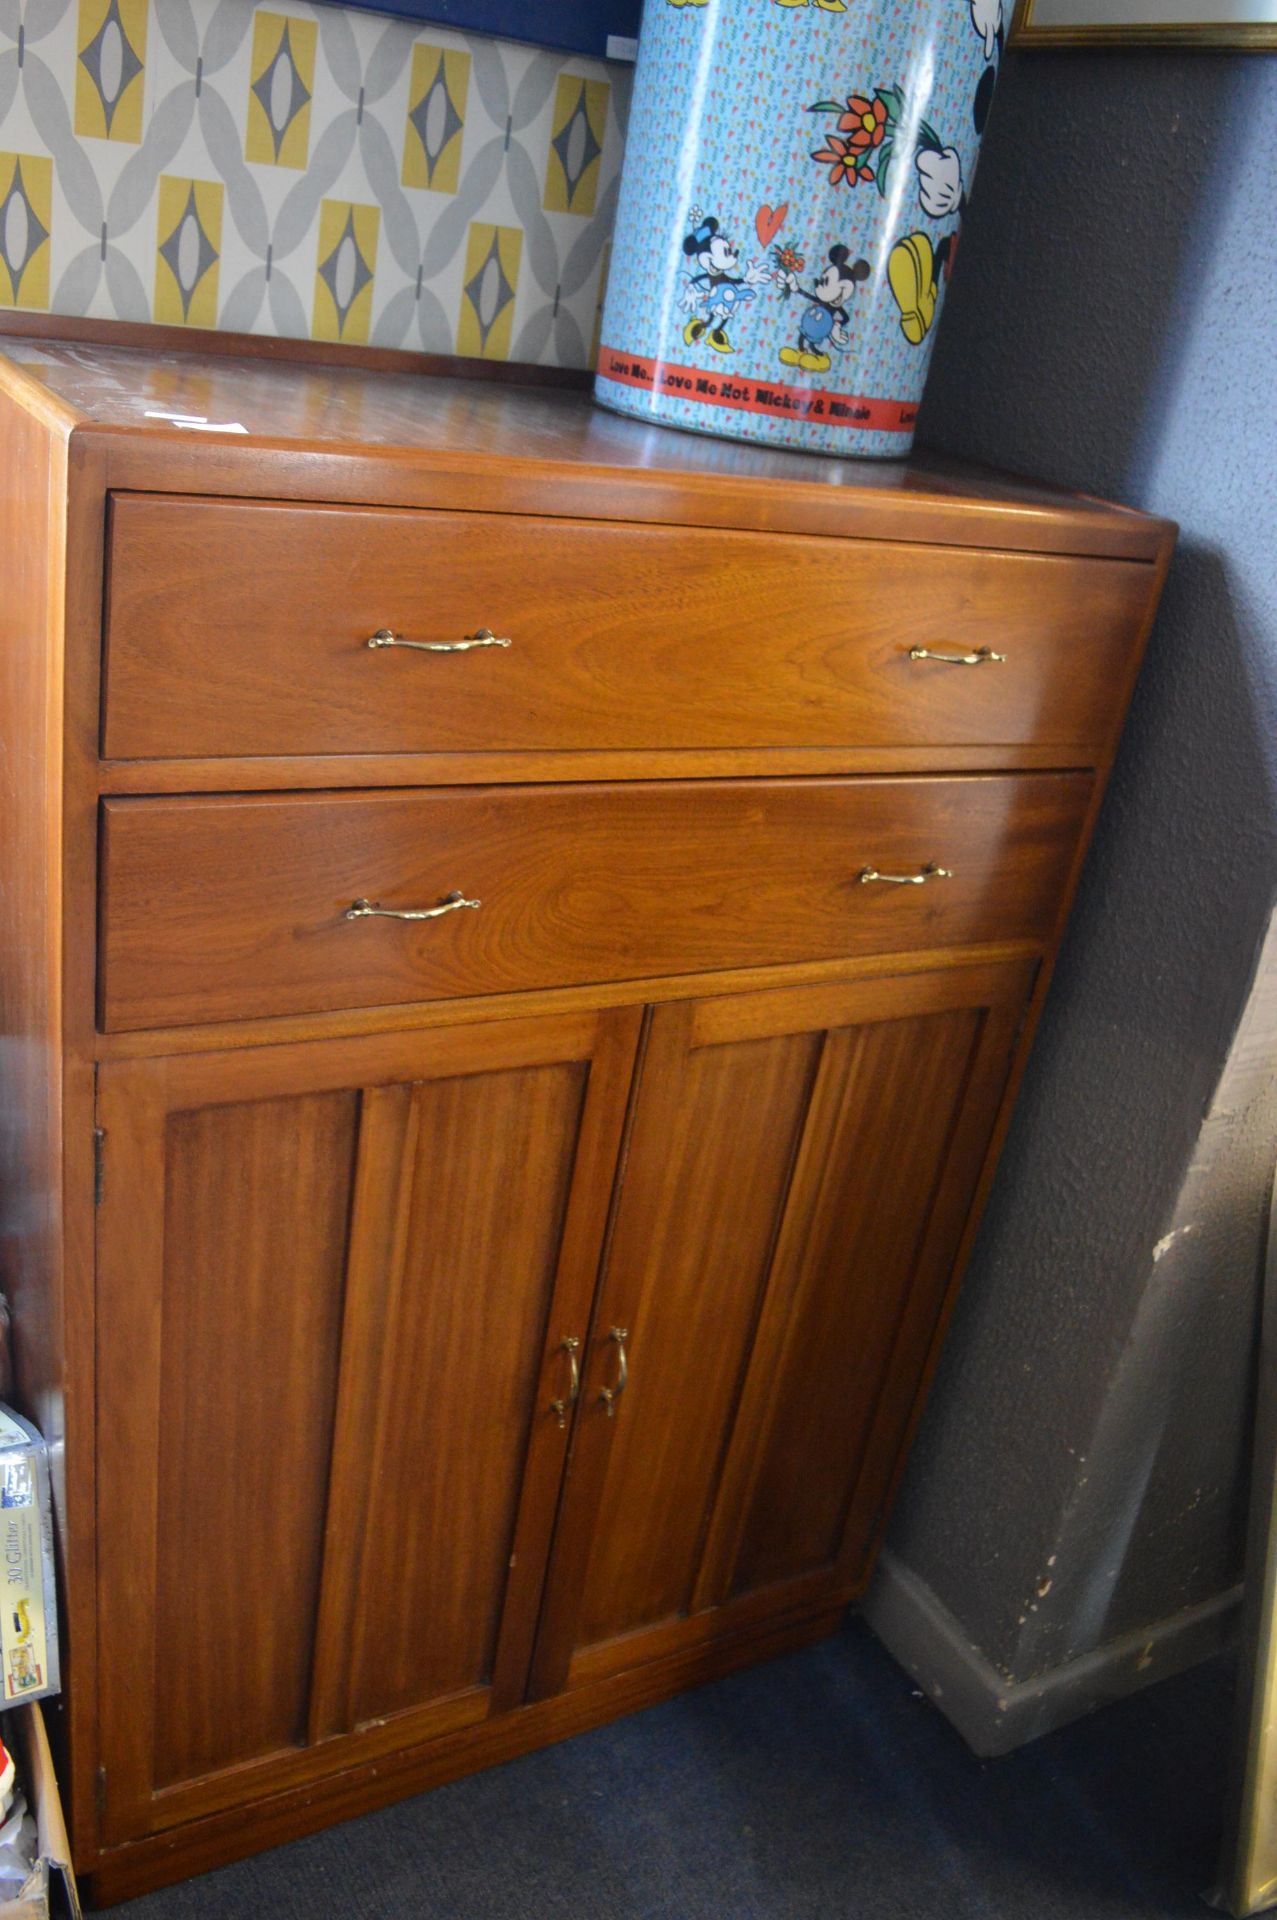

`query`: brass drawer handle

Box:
[345,890,481,921]
[908,645,1005,666]
[367,626,512,654]
[549,1335,581,1430]
[598,1327,629,1417]
[858,863,953,886]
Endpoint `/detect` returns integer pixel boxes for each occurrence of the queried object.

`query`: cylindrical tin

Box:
[595,0,1003,457]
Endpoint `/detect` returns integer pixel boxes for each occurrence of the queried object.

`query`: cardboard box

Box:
[0,1412,58,1709]
[0,1704,81,1920]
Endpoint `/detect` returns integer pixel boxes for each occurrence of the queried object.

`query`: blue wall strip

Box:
[329,0,641,58]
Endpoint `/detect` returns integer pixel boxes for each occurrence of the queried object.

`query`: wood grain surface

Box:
[0,337,1175,560]
[98,775,1091,1032]
[94,1070,357,1843]
[341,1062,586,1730]
[93,1009,642,1844]
[530,960,1033,1698]
[0,398,67,1465]
[102,496,1151,760]
[83,1599,849,1907]
[152,1093,358,1792]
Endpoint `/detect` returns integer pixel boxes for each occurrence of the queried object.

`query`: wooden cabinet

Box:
[0,334,1174,1903]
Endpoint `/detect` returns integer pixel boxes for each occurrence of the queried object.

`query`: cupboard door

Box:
[530,959,1035,1698]
[94,1008,639,1844]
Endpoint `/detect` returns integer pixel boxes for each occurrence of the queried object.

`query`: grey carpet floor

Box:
[113,1619,1233,1918]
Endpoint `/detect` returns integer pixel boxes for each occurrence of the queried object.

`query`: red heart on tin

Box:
[755,202,788,250]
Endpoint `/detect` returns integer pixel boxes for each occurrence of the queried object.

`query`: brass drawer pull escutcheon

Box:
[598,1327,629,1417]
[366,626,513,654]
[908,645,1006,666]
[345,890,481,921]
[858,863,953,886]
[549,1336,581,1430]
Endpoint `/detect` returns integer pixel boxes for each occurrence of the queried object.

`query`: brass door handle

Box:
[858,863,953,886]
[345,891,481,921]
[549,1336,580,1431]
[598,1327,629,1417]
[366,627,512,653]
[908,645,1005,666]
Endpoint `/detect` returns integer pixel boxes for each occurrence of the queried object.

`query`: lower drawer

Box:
[98,775,1091,1031]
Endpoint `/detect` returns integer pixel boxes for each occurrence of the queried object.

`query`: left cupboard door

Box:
[93,1007,641,1846]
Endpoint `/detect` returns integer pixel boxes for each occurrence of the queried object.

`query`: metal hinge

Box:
[93,1128,106,1207]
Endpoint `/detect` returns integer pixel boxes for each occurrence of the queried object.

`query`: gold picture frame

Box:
[1010,0,1277,47]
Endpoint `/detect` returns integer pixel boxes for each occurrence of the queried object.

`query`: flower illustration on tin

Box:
[808,86,904,197]
[811,135,874,189]
[770,241,806,277]
[841,92,890,152]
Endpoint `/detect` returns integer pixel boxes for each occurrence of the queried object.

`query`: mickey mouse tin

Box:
[595,0,1004,457]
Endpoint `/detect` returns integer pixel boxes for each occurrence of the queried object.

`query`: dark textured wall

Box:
[888,52,1277,1683]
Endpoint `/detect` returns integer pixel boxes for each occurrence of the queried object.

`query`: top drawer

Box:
[101,497,1151,762]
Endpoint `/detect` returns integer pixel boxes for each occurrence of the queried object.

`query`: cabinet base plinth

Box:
[81,1599,854,1908]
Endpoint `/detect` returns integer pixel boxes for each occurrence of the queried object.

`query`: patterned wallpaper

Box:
[0,0,629,365]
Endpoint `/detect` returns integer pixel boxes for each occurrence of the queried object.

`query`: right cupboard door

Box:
[530,956,1037,1699]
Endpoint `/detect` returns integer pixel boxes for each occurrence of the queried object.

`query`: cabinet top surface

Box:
[0,336,1171,560]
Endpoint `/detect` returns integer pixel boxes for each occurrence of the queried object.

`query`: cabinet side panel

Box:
[349,1060,588,1726]
[153,1091,358,1788]
[0,395,66,1465]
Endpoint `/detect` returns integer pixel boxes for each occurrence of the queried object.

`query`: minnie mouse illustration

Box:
[678,208,772,354]
[773,243,870,372]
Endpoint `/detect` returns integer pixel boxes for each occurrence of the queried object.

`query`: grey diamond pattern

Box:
[0,156,49,290]
[78,0,143,139]
[317,203,373,333]
[550,81,602,209]
[0,0,629,365]
[408,61,461,189]
[157,180,217,321]
[250,23,311,163]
